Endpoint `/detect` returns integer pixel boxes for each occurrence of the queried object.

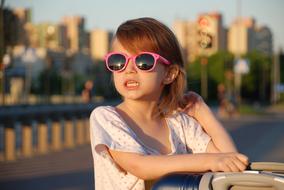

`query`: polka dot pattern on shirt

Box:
[90,106,211,190]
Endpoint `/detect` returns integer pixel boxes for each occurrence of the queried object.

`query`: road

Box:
[224,113,284,162]
[0,113,283,190]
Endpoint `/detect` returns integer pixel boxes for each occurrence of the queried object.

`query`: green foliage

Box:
[280,54,284,84]
[239,104,266,115]
[186,51,234,101]
[91,60,119,99]
[207,51,234,100]
[186,58,201,93]
[36,68,62,95]
[185,50,273,103]
[208,51,234,83]
[73,74,88,94]
[242,51,271,102]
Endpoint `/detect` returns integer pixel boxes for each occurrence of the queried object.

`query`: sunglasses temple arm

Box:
[160,56,171,65]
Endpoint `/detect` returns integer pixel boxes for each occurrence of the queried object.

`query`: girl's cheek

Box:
[113,74,120,84]
[113,75,123,89]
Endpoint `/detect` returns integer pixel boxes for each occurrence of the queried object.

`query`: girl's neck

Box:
[118,99,161,121]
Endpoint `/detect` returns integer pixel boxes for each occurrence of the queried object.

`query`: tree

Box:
[186,51,234,102]
[91,60,119,99]
[242,51,271,103]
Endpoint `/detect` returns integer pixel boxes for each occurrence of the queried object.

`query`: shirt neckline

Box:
[107,106,176,155]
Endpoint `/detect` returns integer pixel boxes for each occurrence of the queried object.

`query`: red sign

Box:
[199,17,209,27]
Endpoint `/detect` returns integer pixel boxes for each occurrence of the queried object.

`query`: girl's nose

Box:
[124,58,137,73]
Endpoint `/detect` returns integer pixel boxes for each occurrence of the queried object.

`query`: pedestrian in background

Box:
[82,80,93,103]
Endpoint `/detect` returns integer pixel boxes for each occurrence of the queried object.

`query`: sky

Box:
[5,0,284,52]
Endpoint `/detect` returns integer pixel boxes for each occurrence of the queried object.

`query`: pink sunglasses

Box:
[104,52,171,72]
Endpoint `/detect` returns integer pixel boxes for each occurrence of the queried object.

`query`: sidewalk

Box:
[214,102,284,120]
[0,145,94,190]
[265,103,284,114]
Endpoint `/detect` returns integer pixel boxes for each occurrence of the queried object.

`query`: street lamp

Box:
[200,57,208,100]
[198,16,212,100]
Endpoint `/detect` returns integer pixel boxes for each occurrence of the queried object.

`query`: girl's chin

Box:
[123,93,142,100]
[118,91,145,100]
[122,93,160,102]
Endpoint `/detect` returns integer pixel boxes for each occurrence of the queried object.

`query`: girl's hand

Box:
[179,91,203,117]
[208,153,249,172]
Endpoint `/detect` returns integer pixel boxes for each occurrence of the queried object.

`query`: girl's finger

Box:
[237,154,249,165]
[232,157,247,171]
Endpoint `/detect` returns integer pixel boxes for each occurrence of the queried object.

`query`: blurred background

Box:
[0,0,283,190]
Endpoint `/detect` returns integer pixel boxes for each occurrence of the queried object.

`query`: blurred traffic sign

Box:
[198,16,213,49]
[199,17,210,27]
[276,84,284,93]
[234,58,250,74]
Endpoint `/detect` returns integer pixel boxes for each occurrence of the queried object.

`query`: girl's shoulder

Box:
[167,111,198,127]
[90,105,122,123]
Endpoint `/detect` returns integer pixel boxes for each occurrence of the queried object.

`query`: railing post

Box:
[84,117,90,143]
[76,117,85,145]
[51,119,62,151]
[37,121,48,154]
[64,117,75,148]
[22,123,33,157]
[4,125,16,161]
[0,103,100,161]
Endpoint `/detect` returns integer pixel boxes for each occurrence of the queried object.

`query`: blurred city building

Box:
[61,16,87,53]
[255,26,273,56]
[1,7,31,55]
[173,19,199,62]
[228,17,273,56]
[228,17,255,55]
[173,13,273,63]
[90,29,112,60]
[0,7,99,104]
[12,8,31,45]
[173,12,226,62]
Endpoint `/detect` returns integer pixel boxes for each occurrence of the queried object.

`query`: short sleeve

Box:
[181,113,211,153]
[90,106,145,156]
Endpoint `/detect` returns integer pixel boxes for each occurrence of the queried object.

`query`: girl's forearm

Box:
[138,154,212,179]
[110,150,212,180]
[109,149,248,180]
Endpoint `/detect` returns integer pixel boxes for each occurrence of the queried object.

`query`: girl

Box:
[90,17,248,190]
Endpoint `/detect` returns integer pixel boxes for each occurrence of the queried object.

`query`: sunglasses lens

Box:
[107,54,126,71]
[135,53,155,70]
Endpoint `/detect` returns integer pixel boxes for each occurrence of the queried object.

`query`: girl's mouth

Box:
[125,80,139,89]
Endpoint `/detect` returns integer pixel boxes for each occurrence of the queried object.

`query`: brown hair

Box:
[115,17,187,116]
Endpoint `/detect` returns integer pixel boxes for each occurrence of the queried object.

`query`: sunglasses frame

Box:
[104,51,171,72]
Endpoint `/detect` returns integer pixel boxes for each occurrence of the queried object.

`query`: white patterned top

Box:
[90,106,211,190]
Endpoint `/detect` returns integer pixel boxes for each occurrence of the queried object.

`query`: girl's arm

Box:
[181,91,237,152]
[109,148,248,180]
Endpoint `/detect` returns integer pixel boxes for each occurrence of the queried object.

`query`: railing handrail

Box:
[0,102,105,126]
[0,100,122,161]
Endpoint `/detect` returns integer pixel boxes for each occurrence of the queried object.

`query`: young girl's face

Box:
[111,39,168,101]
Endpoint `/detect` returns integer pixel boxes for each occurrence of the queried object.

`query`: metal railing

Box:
[0,102,104,161]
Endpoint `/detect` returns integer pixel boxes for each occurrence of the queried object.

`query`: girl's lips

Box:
[124,80,139,89]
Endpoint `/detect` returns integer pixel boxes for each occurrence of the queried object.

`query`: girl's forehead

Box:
[111,38,146,55]
[111,39,125,51]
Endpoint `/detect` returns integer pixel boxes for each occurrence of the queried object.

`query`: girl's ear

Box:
[163,65,179,84]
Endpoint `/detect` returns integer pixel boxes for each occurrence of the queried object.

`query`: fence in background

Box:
[0,102,104,161]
